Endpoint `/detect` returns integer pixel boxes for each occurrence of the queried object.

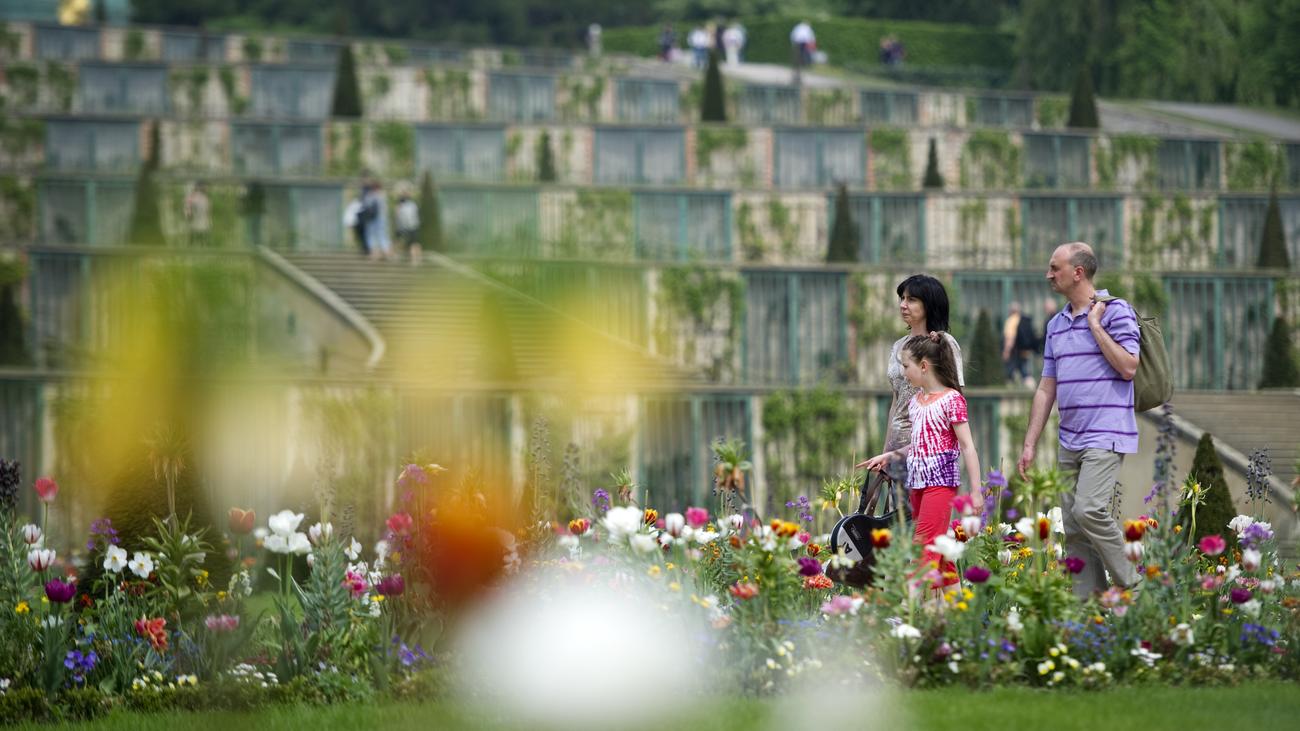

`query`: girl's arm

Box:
[952,421,983,508]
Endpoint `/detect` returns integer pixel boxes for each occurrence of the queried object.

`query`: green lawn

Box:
[18,682,1300,731]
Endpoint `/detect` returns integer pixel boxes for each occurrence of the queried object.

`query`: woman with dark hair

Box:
[857,274,965,486]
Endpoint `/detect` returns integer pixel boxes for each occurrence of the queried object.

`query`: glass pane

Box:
[250,68,333,119]
[261,187,294,248]
[277,126,322,175]
[44,122,94,171]
[41,181,87,244]
[287,40,340,64]
[1006,98,1033,127]
[1156,140,1189,190]
[441,188,538,255]
[1220,278,1271,389]
[1287,145,1300,189]
[1164,278,1217,389]
[745,272,791,383]
[617,79,679,123]
[95,182,135,246]
[635,193,680,260]
[822,131,865,187]
[797,273,845,383]
[640,397,694,508]
[161,32,225,62]
[844,195,874,262]
[416,127,459,178]
[231,124,277,175]
[595,130,639,185]
[1021,197,1069,264]
[78,65,168,114]
[461,128,505,181]
[1075,197,1121,265]
[737,85,800,124]
[640,130,684,185]
[291,187,343,250]
[775,131,817,188]
[685,194,728,259]
[1190,141,1220,191]
[861,91,917,125]
[488,74,555,122]
[879,196,924,264]
[93,122,140,172]
[1023,135,1058,188]
[36,26,99,60]
[1058,137,1090,188]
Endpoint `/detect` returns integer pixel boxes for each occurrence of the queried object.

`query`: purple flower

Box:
[397,464,429,491]
[395,638,429,668]
[796,557,823,577]
[985,470,1007,489]
[45,578,76,604]
[1005,508,1019,521]
[1229,587,1252,604]
[63,649,97,684]
[591,489,611,514]
[1063,556,1087,574]
[785,495,814,524]
[1239,522,1275,550]
[376,574,406,597]
[86,517,120,553]
[964,565,991,583]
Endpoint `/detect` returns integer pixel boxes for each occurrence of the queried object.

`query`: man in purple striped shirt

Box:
[1017,242,1141,597]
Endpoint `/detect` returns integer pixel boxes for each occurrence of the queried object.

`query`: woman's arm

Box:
[953,421,983,507]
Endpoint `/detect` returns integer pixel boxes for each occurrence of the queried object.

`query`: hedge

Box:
[603,16,1014,71]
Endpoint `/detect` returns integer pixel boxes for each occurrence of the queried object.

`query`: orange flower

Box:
[729,582,759,600]
[803,574,834,590]
[1123,520,1146,542]
[770,520,800,538]
[1037,516,1051,541]
[870,528,892,549]
[729,535,742,549]
[1145,564,1162,579]
[643,509,659,526]
[567,518,591,536]
[806,543,821,557]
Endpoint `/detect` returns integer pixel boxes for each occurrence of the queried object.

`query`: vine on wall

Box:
[1096,134,1160,190]
[653,265,744,381]
[761,386,863,511]
[869,127,912,191]
[958,130,1020,189]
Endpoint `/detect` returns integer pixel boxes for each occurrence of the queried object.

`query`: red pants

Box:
[910,486,958,585]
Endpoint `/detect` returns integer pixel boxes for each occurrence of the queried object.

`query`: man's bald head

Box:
[1054,241,1098,281]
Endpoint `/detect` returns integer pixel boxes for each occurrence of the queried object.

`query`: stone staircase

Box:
[278,250,683,388]
[1170,390,1300,487]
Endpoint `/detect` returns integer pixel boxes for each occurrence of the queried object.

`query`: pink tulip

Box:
[34,477,58,503]
[1198,534,1226,557]
[685,507,709,529]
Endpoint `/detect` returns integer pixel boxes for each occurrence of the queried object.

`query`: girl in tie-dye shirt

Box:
[864,334,984,583]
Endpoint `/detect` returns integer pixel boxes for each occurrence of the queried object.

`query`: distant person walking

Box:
[790,20,815,83]
[362,181,392,261]
[394,184,421,266]
[1002,301,1037,387]
[658,24,677,62]
[343,189,368,256]
[586,23,602,57]
[184,181,211,247]
[688,26,710,70]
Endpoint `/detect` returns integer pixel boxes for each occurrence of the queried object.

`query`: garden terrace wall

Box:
[10,171,1300,275]
[8,113,1298,197]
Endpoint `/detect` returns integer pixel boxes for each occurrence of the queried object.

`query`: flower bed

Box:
[0,450,1297,724]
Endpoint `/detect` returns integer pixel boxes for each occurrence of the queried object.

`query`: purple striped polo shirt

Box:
[1041,290,1140,454]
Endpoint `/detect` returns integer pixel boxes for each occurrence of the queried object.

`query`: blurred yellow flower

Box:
[15,601,29,614]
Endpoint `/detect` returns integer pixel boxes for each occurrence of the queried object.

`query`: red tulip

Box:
[34,477,58,503]
[228,508,255,535]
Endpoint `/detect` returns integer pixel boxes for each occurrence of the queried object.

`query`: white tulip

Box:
[1227,515,1254,534]
[1014,517,1035,540]
[27,548,56,571]
[1123,541,1144,563]
[289,533,312,555]
[344,537,362,561]
[931,534,965,562]
[663,513,685,537]
[20,524,42,545]
[997,548,1014,566]
[629,533,659,554]
[308,522,333,546]
[960,515,982,538]
[264,534,289,554]
[268,510,305,537]
[602,506,644,543]
[890,623,921,640]
[1242,548,1262,572]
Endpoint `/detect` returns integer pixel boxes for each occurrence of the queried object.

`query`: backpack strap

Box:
[857,471,896,515]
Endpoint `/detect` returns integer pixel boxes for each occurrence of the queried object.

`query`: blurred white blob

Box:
[761,631,905,731]
[457,567,709,728]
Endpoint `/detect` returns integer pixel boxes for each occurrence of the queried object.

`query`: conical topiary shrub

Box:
[0,257,28,365]
[701,50,727,123]
[1183,433,1238,546]
[331,44,362,118]
[922,138,944,189]
[827,184,858,263]
[1257,189,1290,270]
[967,309,1003,386]
[417,171,444,254]
[1067,66,1099,129]
[1259,314,1299,388]
[536,131,557,182]
[127,120,165,246]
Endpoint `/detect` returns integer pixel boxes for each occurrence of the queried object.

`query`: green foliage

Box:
[1257,190,1290,270]
[1226,141,1283,191]
[383,43,410,63]
[4,63,40,106]
[128,122,166,247]
[869,128,911,191]
[695,126,747,171]
[1259,315,1300,388]
[1096,134,1161,190]
[44,62,75,111]
[241,36,263,62]
[125,29,148,60]
[701,50,726,123]
[373,122,414,178]
[966,308,1003,387]
[331,45,363,118]
[0,176,34,241]
[559,74,605,121]
[536,131,557,182]
[827,184,858,263]
[1066,66,1099,128]
[417,171,444,254]
[1094,272,1169,321]
[806,87,852,124]
[922,137,944,189]
[959,130,1020,189]
[654,265,744,380]
[761,386,861,509]
[1183,433,1238,546]
[1035,96,1069,128]
[423,69,473,119]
